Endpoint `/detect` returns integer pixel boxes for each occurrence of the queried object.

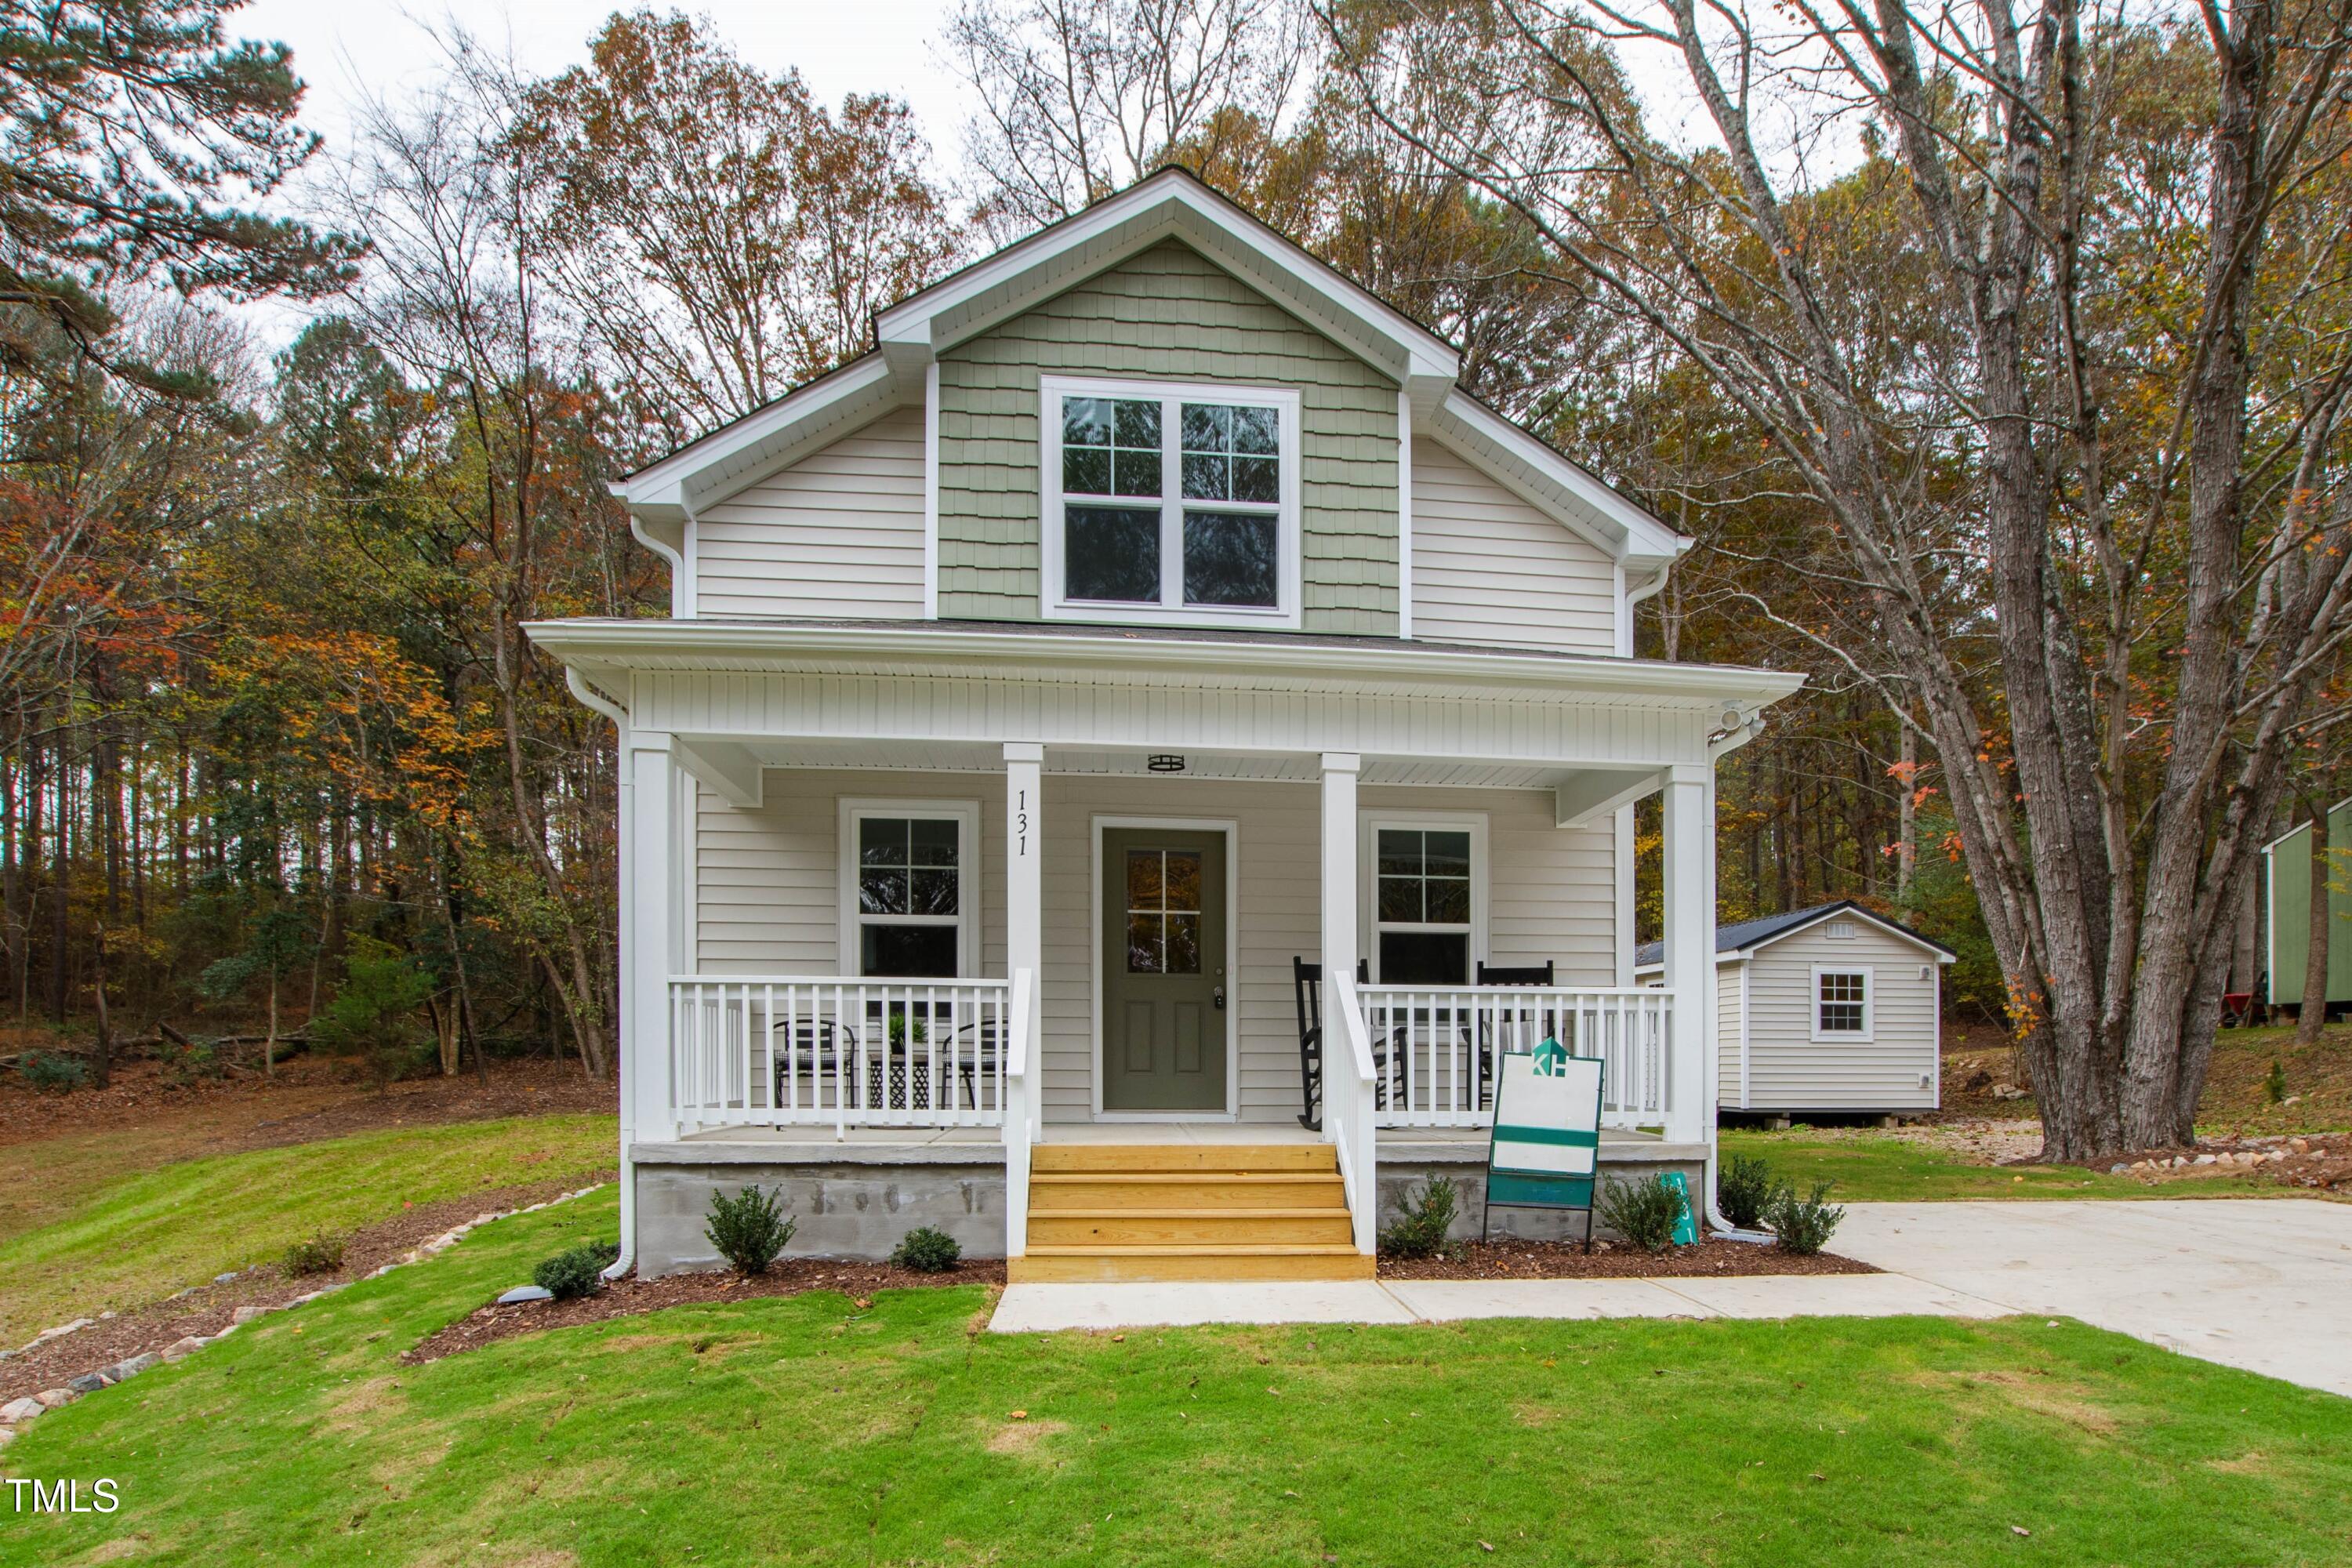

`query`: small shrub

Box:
[1717,1152,1775,1230]
[2265,1058,2288,1105]
[158,1036,226,1088]
[534,1240,621,1299]
[1378,1174,1461,1259]
[282,1229,348,1276]
[1598,1174,1684,1253]
[1765,1180,1846,1255]
[19,1051,88,1094]
[889,1225,962,1272]
[705,1184,795,1275]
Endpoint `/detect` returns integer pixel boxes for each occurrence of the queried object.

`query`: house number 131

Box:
[1014,789,1029,855]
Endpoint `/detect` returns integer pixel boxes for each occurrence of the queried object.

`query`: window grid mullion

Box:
[1160,397,1181,609]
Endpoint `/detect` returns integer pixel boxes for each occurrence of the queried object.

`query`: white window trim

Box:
[1810,964,1875,1043]
[837,799,983,978]
[1038,373,1304,629]
[1356,811,1490,985]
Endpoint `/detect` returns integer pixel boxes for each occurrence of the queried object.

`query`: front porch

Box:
[532,618,1797,1277]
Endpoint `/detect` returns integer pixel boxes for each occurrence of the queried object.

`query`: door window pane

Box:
[1125,848,1203,975]
[1066,506,1161,601]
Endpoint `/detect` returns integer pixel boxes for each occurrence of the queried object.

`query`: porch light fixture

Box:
[1148,753,1187,773]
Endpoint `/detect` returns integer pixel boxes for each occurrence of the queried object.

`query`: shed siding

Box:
[1740,923,1940,1110]
[1716,960,1744,1109]
[692,406,926,619]
[695,773,1612,1122]
[1410,438,1617,653]
[935,240,1400,632]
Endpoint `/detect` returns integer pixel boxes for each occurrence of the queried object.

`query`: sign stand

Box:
[1482,1042,1604,1251]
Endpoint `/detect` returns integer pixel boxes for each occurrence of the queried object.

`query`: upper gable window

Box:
[1040,376,1301,626]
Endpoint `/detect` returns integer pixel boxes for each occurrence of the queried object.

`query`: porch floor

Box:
[652,1123,1699,1165]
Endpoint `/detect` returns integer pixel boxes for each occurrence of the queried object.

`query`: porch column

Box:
[1004,746,1044,1100]
[626,731,682,1144]
[1661,762,1715,1145]
[1320,753,1361,989]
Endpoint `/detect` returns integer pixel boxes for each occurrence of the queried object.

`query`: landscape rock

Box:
[67,1371,107,1395]
[497,1285,554,1305]
[2291,1138,2310,1153]
[2109,1163,2128,1174]
[111,1353,159,1380]
[33,1319,93,1345]
[2194,1153,2217,1166]
[213,1272,238,1283]
[232,1304,267,1325]
[33,1388,73,1410]
[473,1212,499,1227]
[161,1337,206,1363]
[0,1397,43,1423]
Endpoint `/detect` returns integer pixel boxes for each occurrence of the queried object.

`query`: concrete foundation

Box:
[632,1134,1708,1270]
[1379,1140,1707,1246]
[634,1143,1007,1274]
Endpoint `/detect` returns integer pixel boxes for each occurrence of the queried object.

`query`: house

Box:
[2263,800,2350,1020]
[525,169,1803,1282]
[1635,901,1955,1120]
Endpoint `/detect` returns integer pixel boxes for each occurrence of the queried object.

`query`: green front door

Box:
[1100,828,1229,1112]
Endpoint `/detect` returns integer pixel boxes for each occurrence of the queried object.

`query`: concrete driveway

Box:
[1833,1199,2352,1396]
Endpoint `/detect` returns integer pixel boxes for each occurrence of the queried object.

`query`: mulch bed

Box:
[1378,1234,1876,1280]
[0,1173,608,1405]
[406,1257,1010,1363]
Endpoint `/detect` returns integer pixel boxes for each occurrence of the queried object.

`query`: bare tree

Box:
[512,9,963,449]
[1323,0,2352,1155]
[946,0,1319,235]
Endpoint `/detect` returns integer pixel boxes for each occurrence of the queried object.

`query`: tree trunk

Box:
[265,978,278,1079]
[2299,796,2333,1047]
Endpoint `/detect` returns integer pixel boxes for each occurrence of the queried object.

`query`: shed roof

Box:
[1634,900,1957,968]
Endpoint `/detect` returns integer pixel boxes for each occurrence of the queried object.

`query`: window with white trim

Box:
[1811,967,1874,1042]
[1365,821,1486,985]
[1040,376,1301,625]
[840,803,980,978]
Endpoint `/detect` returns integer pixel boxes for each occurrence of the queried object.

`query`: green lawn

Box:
[1719,1128,2281,1203]
[8,1186,2352,1567]
[0,1114,616,1343]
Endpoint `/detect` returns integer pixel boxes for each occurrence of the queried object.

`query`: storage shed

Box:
[1637,901,1955,1118]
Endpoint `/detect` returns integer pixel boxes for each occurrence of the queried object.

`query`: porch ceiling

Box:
[671,734,1662,796]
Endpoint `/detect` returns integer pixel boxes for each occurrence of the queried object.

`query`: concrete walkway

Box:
[989,1199,2352,1398]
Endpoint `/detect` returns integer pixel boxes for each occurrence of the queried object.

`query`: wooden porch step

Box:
[1031,1143,1335,1174]
[1027,1207,1354,1247]
[1029,1173,1345,1210]
[1007,1243,1375,1283]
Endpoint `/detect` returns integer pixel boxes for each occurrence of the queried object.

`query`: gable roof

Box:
[612,167,1686,572]
[1633,900,1958,969]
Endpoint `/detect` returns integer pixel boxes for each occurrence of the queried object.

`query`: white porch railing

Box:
[1325,968,1381,1255]
[666,976,1014,1133]
[1356,985,1671,1131]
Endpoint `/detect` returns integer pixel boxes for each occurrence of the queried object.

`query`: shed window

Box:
[1811,967,1874,1042]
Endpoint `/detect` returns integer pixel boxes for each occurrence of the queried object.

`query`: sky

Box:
[239,1,985,150]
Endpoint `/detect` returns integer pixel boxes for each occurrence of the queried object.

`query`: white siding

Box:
[694,772,1616,1123]
[1717,960,1745,1109]
[694,771,1008,975]
[1409,437,1618,654]
[1740,924,1941,1111]
[692,405,925,619]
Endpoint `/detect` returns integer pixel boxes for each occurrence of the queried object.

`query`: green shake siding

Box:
[936,240,1401,633]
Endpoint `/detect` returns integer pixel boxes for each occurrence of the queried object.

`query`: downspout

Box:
[568,669,641,1283]
[1700,706,1775,1242]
